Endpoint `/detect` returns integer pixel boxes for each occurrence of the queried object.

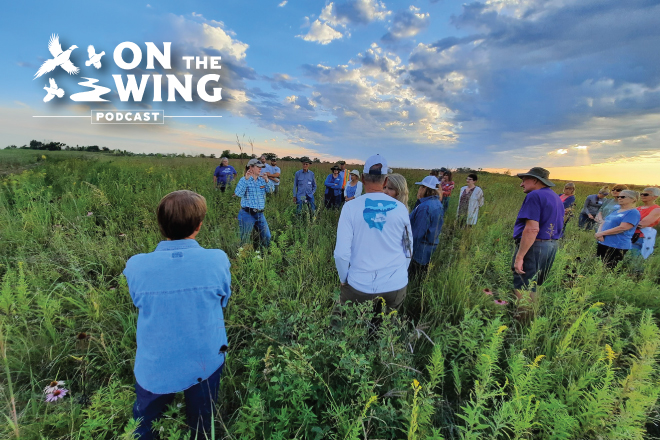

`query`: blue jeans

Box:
[133,363,224,440]
[238,209,271,247]
[442,196,450,214]
[512,240,559,291]
[296,195,317,214]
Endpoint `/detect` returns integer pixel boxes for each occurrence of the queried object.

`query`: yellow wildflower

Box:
[605,344,616,362]
[528,354,546,369]
[497,325,508,334]
[41,155,47,159]
[412,379,420,389]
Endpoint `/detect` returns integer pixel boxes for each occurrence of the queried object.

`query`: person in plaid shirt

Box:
[234,158,274,247]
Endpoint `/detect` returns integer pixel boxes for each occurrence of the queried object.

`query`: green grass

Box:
[1,150,660,439]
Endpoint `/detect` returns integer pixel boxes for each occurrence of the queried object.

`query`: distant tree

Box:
[5,145,17,149]
[264,152,278,160]
[30,140,43,150]
[313,157,320,163]
[221,149,231,158]
[199,153,206,158]
[209,153,216,159]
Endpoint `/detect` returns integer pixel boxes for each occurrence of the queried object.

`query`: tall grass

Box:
[1,150,660,439]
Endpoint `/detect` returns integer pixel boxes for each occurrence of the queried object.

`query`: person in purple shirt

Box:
[512,167,565,308]
[212,157,237,193]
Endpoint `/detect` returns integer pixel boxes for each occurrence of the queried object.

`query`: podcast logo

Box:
[34,34,223,124]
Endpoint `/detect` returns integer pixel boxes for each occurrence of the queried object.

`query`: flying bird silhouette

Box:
[34,34,79,79]
[43,78,65,102]
[85,45,105,69]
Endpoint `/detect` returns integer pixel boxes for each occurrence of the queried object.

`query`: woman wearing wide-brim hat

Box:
[344,169,363,202]
[324,165,343,209]
[409,176,443,278]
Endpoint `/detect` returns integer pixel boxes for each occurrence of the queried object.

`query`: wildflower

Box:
[44,380,65,394]
[494,300,508,306]
[41,155,47,159]
[118,233,126,237]
[412,379,420,390]
[605,344,617,362]
[497,325,508,334]
[528,354,546,368]
[46,388,68,402]
[87,212,93,216]
[483,288,493,295]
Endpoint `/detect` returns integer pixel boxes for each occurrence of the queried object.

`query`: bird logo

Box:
[34,34,79,79]
[43,78,65,102]
[85,45,105,69]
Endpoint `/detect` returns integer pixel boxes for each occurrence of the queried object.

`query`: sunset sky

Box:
[2,0,659,185]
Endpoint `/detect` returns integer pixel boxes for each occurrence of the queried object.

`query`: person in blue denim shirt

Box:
[293,157,317,214]
[324,166,343,208]
[234,158,274,247]
[123,190,231,440]
[409,176,443,277]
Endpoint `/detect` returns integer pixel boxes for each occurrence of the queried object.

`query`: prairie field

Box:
[2,149,660,439]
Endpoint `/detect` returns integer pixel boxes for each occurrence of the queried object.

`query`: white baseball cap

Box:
[363,154,390,175]
[415,176,440,189]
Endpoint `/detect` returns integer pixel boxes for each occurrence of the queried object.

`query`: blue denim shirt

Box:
[123,240,231,394]
[293,169,317,200]
[324,174,343,196]
[409,195,444,265]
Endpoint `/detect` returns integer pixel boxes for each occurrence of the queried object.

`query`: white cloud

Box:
[278,0,287,6]
[382,5,430,42]
[297,20,343,45]
[300,0,390,44]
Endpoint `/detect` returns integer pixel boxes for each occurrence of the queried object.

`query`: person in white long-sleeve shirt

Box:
[333,154,413,309]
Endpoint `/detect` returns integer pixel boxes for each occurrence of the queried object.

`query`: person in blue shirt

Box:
[123,190,231,440]
[293,157,317,214]
[234,158,275,247]
[264,157,281,194]
[324,165,343,209]
[595,190,641,268]
[409,176,443,277]
[213,157,237,193]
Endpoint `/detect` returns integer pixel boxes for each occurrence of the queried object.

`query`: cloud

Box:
[278,0,287,6]
[297,20,343,45]
[320,0,390,26]
[299,0,391,44]
[382,6,430,42]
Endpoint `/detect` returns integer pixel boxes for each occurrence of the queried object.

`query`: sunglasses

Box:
[640,193,651,197]
[615,195,628,199]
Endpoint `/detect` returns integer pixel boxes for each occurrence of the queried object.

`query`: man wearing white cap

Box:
[334,154,413,310]
[409,176,443,277]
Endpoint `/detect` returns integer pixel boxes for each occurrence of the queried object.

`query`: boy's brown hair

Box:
[157,190,207,240]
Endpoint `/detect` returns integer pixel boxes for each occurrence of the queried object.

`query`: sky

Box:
[1,0,659,185]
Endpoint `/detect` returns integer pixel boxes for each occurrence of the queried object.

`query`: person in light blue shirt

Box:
[234,158,274,247]
[123,190,231,440]
[264,157,281,194]
[293,157,317,214]
[409,176,443,277]
[324,166,343,208]
[595,190,641,268]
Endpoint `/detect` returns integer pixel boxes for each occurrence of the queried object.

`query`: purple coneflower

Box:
[43,380,65,394]
[45,388,68,402]
[494,299,508,306]
[483,289,493,296]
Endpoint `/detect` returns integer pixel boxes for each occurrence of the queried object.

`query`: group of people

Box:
[567,183,660,268]
[125,154,658,439]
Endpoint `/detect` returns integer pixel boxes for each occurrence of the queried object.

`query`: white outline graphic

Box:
[43,78,65,102]
[70,78,112,102]
[85,45,105,69]
[34,34,79,79]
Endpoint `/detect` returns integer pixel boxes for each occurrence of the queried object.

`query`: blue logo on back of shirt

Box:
[363,198,397,231]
